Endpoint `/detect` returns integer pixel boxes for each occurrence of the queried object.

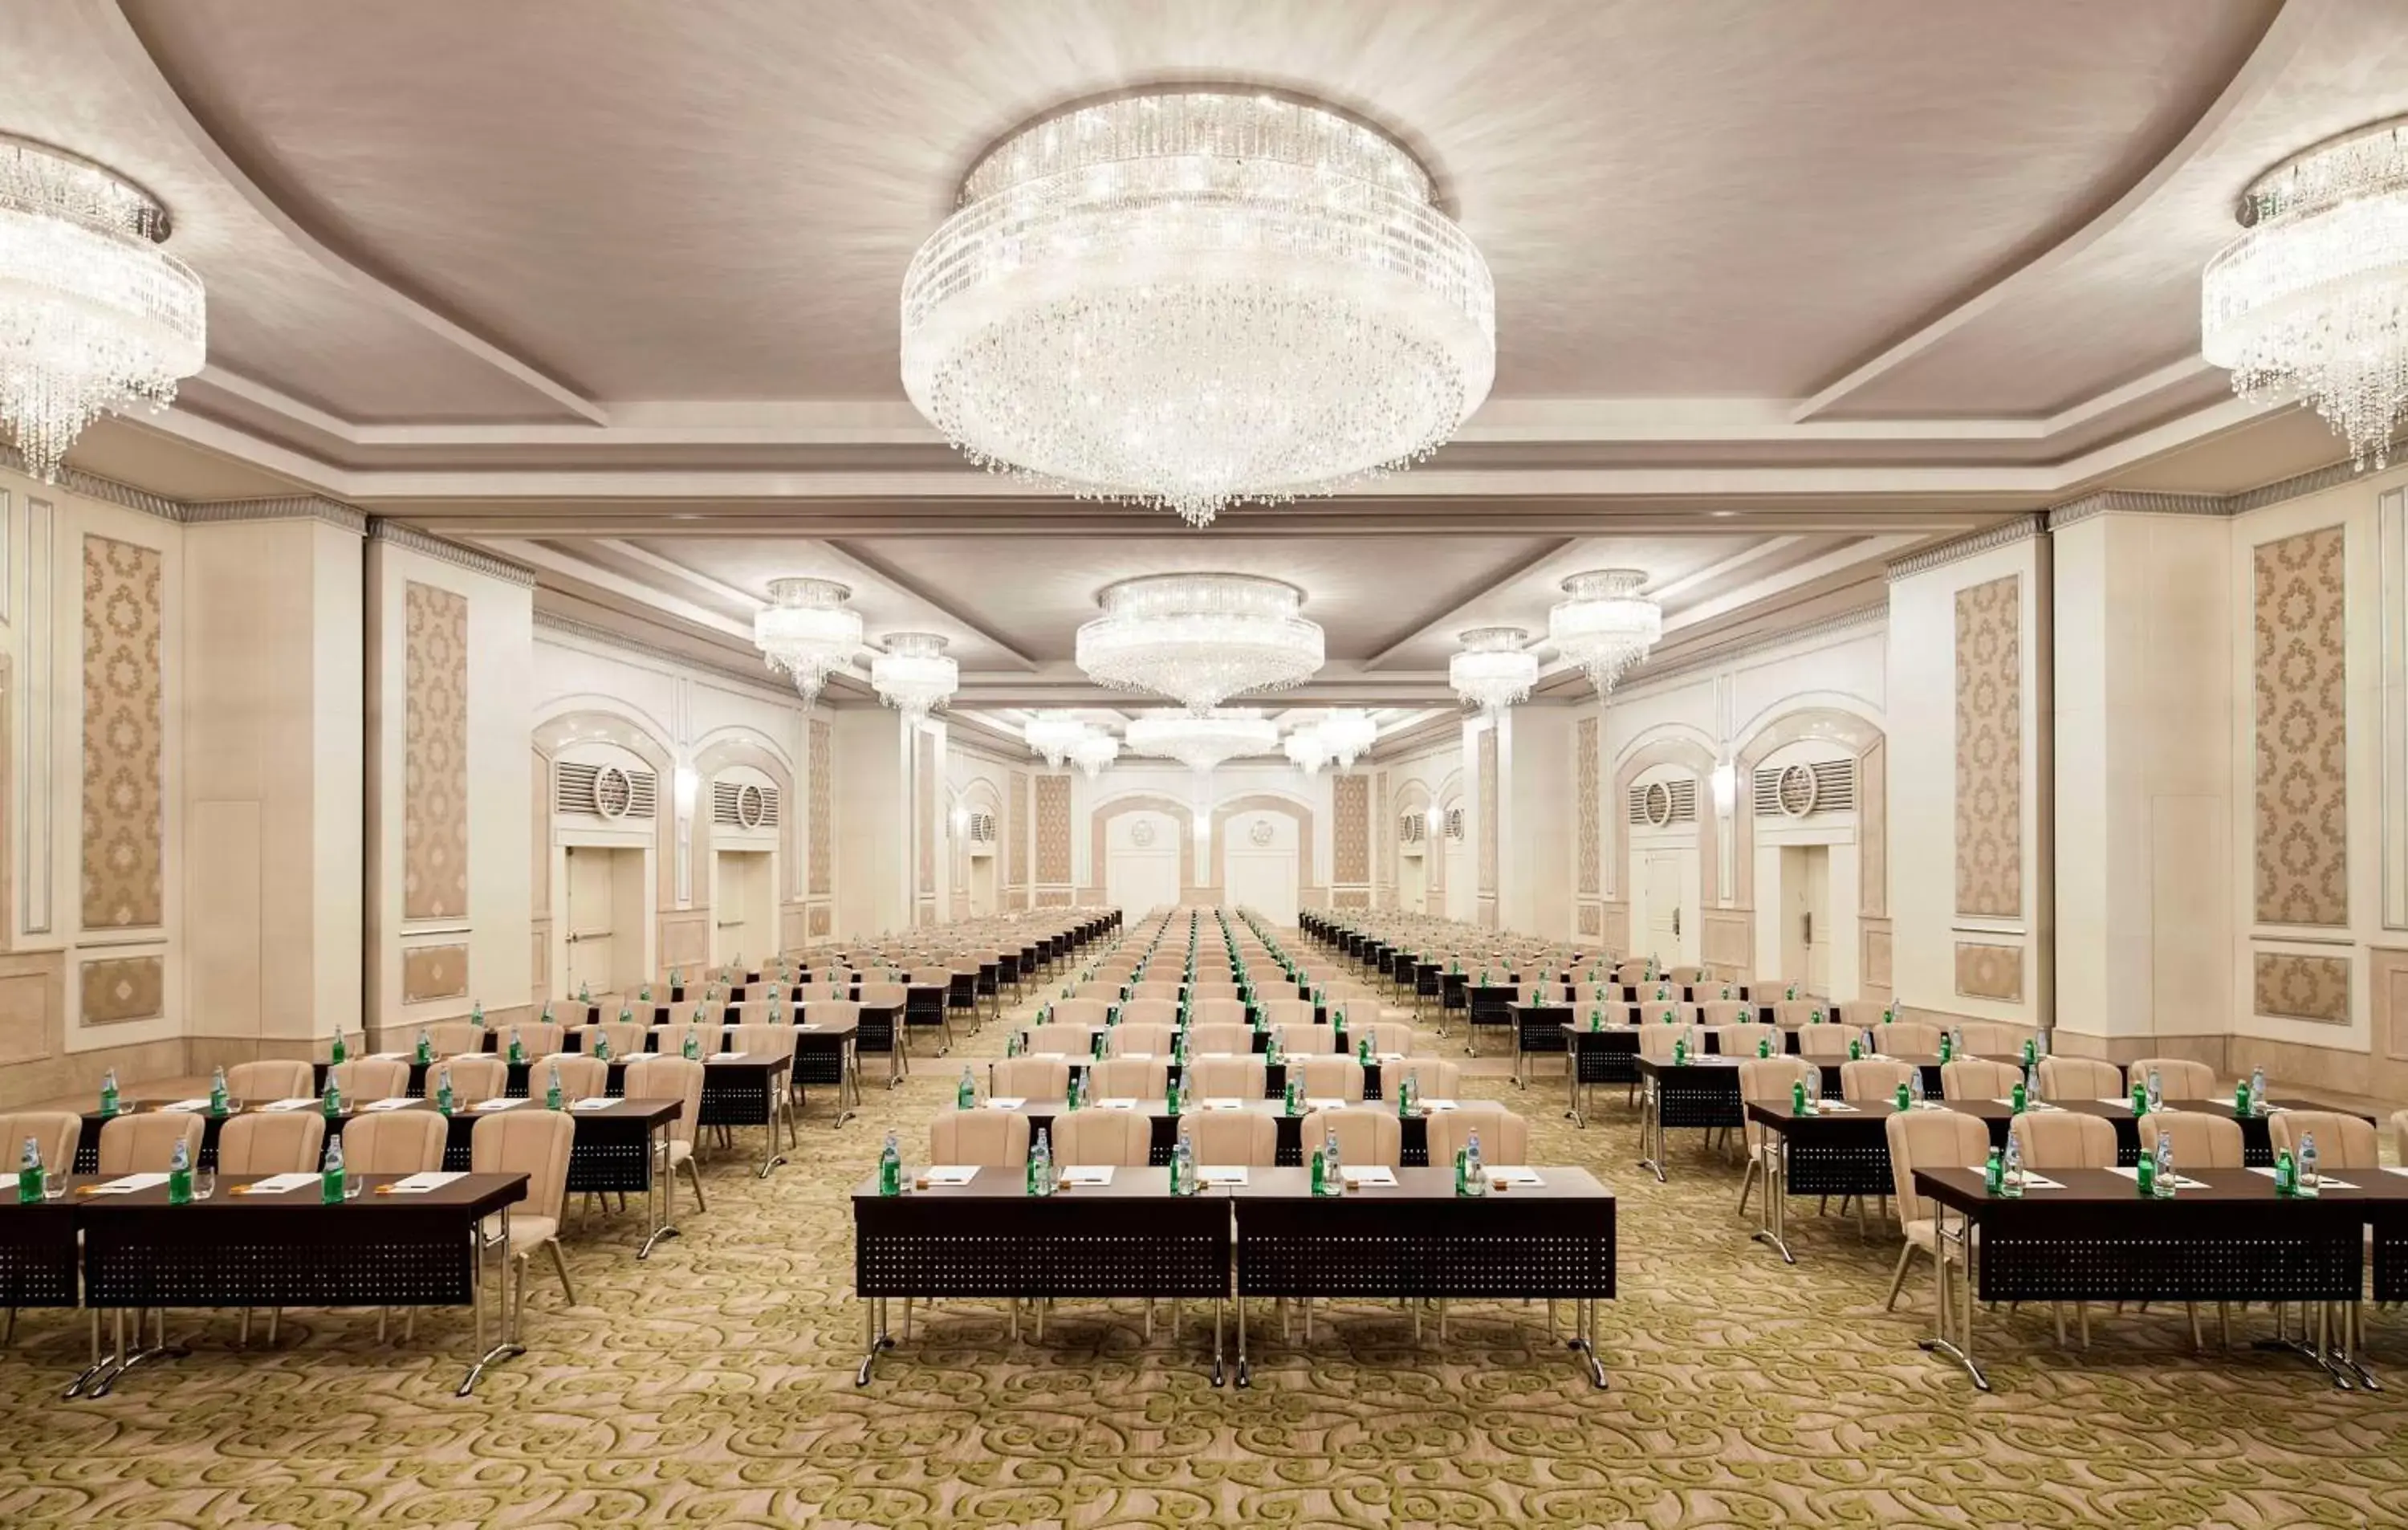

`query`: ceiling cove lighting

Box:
[1075,572,1323,713]
[1124,709,1281,774]
[0,136,205,482]
[751,577,862,706]
[1548,570,1662,698]
[869,631,958,722]
[1449,626,1538,715]
[2204,117,2408,468]
[900,88,1495,527]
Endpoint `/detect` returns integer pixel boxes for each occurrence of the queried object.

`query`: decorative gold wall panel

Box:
[1477,727,1499,894]
[1373,771,1390,899]
[915,731,935,896]
[2253,951,2349,1024]
[1954,942,2023,1003]
[807,718,832,897]
[1007,770,1027,889]
[807,905,832,938]
[403,581,469,920]
[1034,775,1072,884]
[1332,774,1369,884]
[1576,716,1601,896]
[80,954,163,1025]
[400,942,470,1003]
[1576,903,1601,938]
[1332,889,1369,909]
[2253,527,2348,926]
[1954,575,2020,918]
[81,535,162,930]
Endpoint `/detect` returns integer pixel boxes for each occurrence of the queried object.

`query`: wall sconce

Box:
[673,765,699,817]
[1710,762,1735,813]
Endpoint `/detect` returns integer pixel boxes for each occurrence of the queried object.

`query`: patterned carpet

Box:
[5,991,2406,1529]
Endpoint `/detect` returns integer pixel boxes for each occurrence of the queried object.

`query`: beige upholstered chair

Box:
[1636,1026,1690,1061]
[470,1109,579,1326]
[1132,981,1182,1001]
[1300,1106,1403,1168]
[622,1055,708,1213]
[1361,1021,1418,1056]
[1956,1023,2020,1056]
[722,1023,796,1059]
[1257,999,1313,1027]
[1188,983,1242,1003]
[2131,1057,2218,1101]
[533,1053,608,1101]
[1053,999,1110,1027]
[1839,1058,1914,1102]
[1023,1023,1096,1057]
[1071,982,1121,1001]
[2137,1110,2245,1170]
[988,1057,1070,1100]
[1088,1057,1170,1100]
[1699,1001,1755,1028]
[1772,1001,1837,1027]
[340,1112,449,1173]
[1275,1023,1343,1056]
[1189,1056,1268,1100]
[1719,1023,1780,1058]
[1736,1058,1819,1214]
[1666,966,1706,986]
[226,1060,312,1101]
[1295,1056,1366,1103]
[1121,999,1178,1027]
[1882,1109,1991,1312]
[96,1112,206,1174]
[1795,1024,1855,1060]
[1185,1110,1277,1166]
[331,1058,410,1101]
[1425,1105,1529,1166]
[576,1020,650,1059]
[2007,1110,2116,1169]
[506,1020,567,1058]
[1192,998,1248,1027]
[0,1112,78,1182]
[1387,1058,1461,1101]
[216,1112,327,1176]
[1880,1021,1942,1054]
[421,1020,483,1056]
[1049,1109,1154,1166]
[929,1108,1031,1166]
[2037,1056,2123,1101]
[1939,1060,2019,1101]
[1186,1023,1254,1056]
[436,1056,509,1105]
[800,999,858,1032]
[2268,1110,2381,1170]
[647,1023,718,1060]
[1110,1023,1178,1058]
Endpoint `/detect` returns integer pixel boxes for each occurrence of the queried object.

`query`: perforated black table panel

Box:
[854,1190,1230,1300]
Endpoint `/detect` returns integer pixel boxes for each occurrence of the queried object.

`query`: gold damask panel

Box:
[1373,771,1390,894]
[807,718,833,897]
[807,905,831,938]
[2253,527,2348,926]
[1007,770,1027,888]
[1954,576,2021,918]
[1478,727,1499,894]
[1954,942,2023,1003]
[401,942,470,1003]
[81,535,162,930]
[915,731,935,896]
[1332,774,1369,883]
[1035,774,1072,884]
[1033,889,1072,908]
[1576,715,1601,896]
[403,582,469,920]
[80,955,163,1025]
[1576,903,1601,938]
[2253,951,2349,1024]
[1332,889,1369,909]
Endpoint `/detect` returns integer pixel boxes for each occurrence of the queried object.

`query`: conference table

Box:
[987,1098,1438,1167]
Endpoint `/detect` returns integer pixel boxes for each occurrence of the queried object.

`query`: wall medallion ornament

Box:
[1643,780,1674,829]
[1129,818,1157,848]
[591,764,634,820]
[1249,818,1276,848]
[735,783,767,831]
[1776,763,1818,818]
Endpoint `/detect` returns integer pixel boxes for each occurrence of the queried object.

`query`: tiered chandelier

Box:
[1125,710,1280,774]
[0,138,206,482]
[1022,712,1088,767]
[1549,571,1662,697]
[1076,572,1323,712]
[2204,118,2408,468]
[1283,723,1332,777]
[752,577,862,706]
[1450,626,1539,715]
[900,89,1495,527]
[868,632,958,722]
[1065,726,1119,779]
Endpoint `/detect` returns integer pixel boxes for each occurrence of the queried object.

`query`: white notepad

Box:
[160,1098,211,1113]
[242,1173,321,1195]
[1306,1098,1344,1111]
[570,1097,613,1111]
[923,1166,978,1186]
[1202,1098,1246,1112]
[1095,1098,1139,1111]
[1339,1166,1397,1188]
[1198,1166,1248,1186]
[87,1173,169,1194]
[1419,1098,1459,1112]
[384,1171,465,1194]
[1060,1166,1114,1186]
[1484,1166,1545,1186]
[1993,1099,2060,1111]
[986,1097,1026,1110]
[474,1097,527,1112]
[703,1053,747,1064]
[262,1097,318,1112]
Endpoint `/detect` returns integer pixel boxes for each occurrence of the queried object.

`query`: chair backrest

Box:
[437,1056,509,1105]
[470,1108,576,1224]
[929,1108,1031,1166]
[226,1060,312,1101]
[988,1056,1070,1100]
[1192,998,1247,1026]
[535,1052,608,1101]
[2268,1109,2382,1170]
[1884,1109,1994,1227]
[1957,1022,2022,1056]
[1131,981,1182,1001]
[1275,1023,1344,1056]
[1795,1024,1855,1059]
[1023,1023,1094,1056]
[2394,1110,2408,1167]
[1186,1023,1255,1056]
[1939,1060,2018,1101]
[340,1111,449,1174]
[1257,999,1313,1026]
[0,1111,79,1178]
[802,1000,860,1027]
[2129,1057,2216,1101]
[1109,1023,1177,1058]
[422,1020,483,1056]
[216,1111,327,1175]
[507,1020,567,1057]
[1739,1058,1818,1150]
[1189,1056,1268,1100]
[96,1112,206,1174]
[332,1058,410,1100]
[1088,1056,1170,1100]
[1299,1106,1402,1167]
[1719,1022,1780,1058]
[1881,1021,1942,1054]
[1839,1058,1913,1102]
[2007,1110,2117,1170]
[621,1055,705,1149]
[579,1020,651,1057]
[1183,1110,1277,1166]
[856,982,907,1007]
[2138,1109,2246,1170]
[1772,1001,1835,1027]
[1296,1056,1367,1102]
[1386,1057,1461,1100]
[1048,1109,1154,1167]
[1425,1105,1529,1165]
[1053,999,1110,1027]
[1699,1001,1755,1028]
[1666,966,1706,985]
[1636,1026,1688,1060]
[2036,1056,2122,1101]
[1363,1021,1418,1056]
[1121,999,1178,1026]
[722,1023,794,1058]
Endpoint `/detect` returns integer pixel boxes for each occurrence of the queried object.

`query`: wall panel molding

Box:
[80,534,164,930]
[1954,574,2022,918]
[2251,525,2349,927]
[403,581,470,920]
[2251,950,2350,1025]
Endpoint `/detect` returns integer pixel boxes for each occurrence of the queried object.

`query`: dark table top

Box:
[856,1164,1612,1204]
[1916,1164,2408,1212]
[66,1170,529,1215]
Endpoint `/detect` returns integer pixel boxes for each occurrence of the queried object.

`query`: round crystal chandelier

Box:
[900,88,1495,527]
[1450,626,1538,715]
[1319,708,1377,769]
[1066,726,1120,779]
[752,578,861,706]
[869,632,958,722]
[1283,721,1331,777]
[1022,711,1087,767]
[1076,572,1323,712]
[2204,118,2408,468]
[0,137,206,482]
[1125,709,1280,774]
[1549,571,1662,697]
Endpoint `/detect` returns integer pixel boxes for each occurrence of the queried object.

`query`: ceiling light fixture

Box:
[1548,571,1662,697]
[1021,711,1087,767]
[1075,572,1324,713]
[1449,626,1538,716]
[1124,709,1280,774]
[1318,708,1377,770]
[752,577,861,706]
[869,631,958,722]
[900,88,1495,527]
[2204,117,2408,467]
[0,136,205,482]
[1066,726,1120,780]
[1283,720,1331,777]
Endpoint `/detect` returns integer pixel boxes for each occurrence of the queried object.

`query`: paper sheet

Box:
[384,1171,465,1194]
[240,1173,321,1195]
[923,1166,978,1186]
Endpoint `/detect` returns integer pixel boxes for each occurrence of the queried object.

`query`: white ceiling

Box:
[6,0,2402,716]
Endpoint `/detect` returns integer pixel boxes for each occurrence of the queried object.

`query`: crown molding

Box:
[1885,515,2046,581]
[0,447,189,523]
[372,520,537,587]
[2044,489,2223,530]
[182,495,368,535]
[1611,600,1890,696]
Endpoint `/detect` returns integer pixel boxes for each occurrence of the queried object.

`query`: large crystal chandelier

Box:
[752,577,861,706]
[0,138,206,482]
[1022,711,1088,767]
[1549,571,1662,696]
[1066,726,1119,779]
[869,632,958,722]
[900,89,1495,527]
[2204,118,2408,468]
[1076,572,1323,712]
[1125,710,1280,774]
[1450,626,1538,715]
[1319,708,1377,769]
[1283,721,1332,777]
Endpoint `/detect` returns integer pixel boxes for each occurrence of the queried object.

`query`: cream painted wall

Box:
[1500,706,1573,939]
[833,706,909,938]
[1070,762,1331,910]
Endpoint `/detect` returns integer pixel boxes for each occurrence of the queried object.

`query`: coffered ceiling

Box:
[7,0,2403,714]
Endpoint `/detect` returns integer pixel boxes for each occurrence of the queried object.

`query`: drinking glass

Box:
[193,1169,216,1201]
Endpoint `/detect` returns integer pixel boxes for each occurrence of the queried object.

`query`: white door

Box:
[1800,845,1831,992]
[566,845,616,996]
[1641,852,1683,968]
[1398,851,1426,915]
[713,851,771,966]
[1106,850,1181,922]
[1225,849,1300,926]
[970,854,996,917]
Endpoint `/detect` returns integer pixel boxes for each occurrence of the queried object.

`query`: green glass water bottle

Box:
[1893,1081,1910,1112]
[1759,1036,1772,1060]
[1982,1147,2003,1195]
[320,1135,345,1205]
[100,1068,120,1117]
[209,1066,229,1117]
[330,1031,348,1066]
[322,1076,342,1117]
[17,1136,44,1204]
[436,1065,456,1117]
[2134,1151,2156,1198]
[682,1026,701,1061]
[166,1137,193,1207]
[545,1064,564,1112]
[415,1028,433,1065]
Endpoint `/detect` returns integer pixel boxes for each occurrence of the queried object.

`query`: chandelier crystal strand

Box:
[2204,117,2408,467]
[1075,572,1324,712]
[1319,708,1377,769]
[1548,571,1662,697]
[901,90,1495,526]
[1066,726,1120,780]
[1449,626,1538,715]
[751,577,862,707]
[0,138,205,482]
[1022,712,1087,767]
[869,631,958,722]
[1123,710,1280,774]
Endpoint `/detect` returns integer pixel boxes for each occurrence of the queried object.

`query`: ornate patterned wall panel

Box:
[1332,774,1369,883]
[2253,527,2348,926]
[915,731,935,897]
[80,954,163,1024]
[807,718,832,897]
[1576,904,1601,937]
[1034,774,1072,885]
[1954,575,2021,918]
[807,905,832,938]
[1007,770,1028,889]
[1373,770,1390,902]
[1576,716,1601,896]
[400,942,470,1003]
[1477,727,1499,894]
[1332,890,1370,909]
[1954,941,2023,1003]
[2253,951,2349,1024]
[403,581,469,920]
[81,535,162,930]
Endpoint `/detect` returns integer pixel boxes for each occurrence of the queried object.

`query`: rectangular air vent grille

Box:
[711,779,780,829]
[556,761,657,820]
[1754,759,1856,817]
[1627,779,1698,826]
